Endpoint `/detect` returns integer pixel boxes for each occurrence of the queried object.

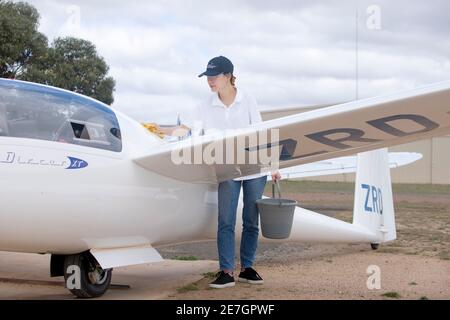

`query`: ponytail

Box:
[230,74,236,87]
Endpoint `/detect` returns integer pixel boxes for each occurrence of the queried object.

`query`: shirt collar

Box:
[212,88,242,108]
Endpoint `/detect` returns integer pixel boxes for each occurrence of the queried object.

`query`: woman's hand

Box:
[271,171,281,182]
[171,124,191,137]
[159,124,191,137]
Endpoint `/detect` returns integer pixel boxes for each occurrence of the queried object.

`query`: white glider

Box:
[0,78,449,298]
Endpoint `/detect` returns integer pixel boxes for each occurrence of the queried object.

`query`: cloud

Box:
[19,0,450,122]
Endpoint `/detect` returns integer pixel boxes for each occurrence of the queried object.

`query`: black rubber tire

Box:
[63,252,112,298]
[371,243,380,250]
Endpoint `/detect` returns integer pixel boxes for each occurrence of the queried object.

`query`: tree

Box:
[0,1,48,78]
[21,37,116,105]
[1,1,116,104]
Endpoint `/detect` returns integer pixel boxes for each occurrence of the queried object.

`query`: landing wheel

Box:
[63,251,112,298]
[370,243,380,250]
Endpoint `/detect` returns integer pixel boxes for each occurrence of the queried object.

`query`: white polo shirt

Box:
[193,88,262,133]
[188,89,266,181]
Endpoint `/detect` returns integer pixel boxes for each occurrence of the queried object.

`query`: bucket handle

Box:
[272,180,283,205]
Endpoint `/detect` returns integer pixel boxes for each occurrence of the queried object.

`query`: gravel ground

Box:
[165,252,449,300]
[159,182,450,300]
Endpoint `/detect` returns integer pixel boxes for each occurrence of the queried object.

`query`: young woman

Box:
[196,56,280,289]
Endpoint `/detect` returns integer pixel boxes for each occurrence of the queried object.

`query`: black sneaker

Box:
[238,267,264,284]
[209,271,235,289]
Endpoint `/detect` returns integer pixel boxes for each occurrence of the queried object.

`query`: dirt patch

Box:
[166,252,449,300]
[160,181,450,300]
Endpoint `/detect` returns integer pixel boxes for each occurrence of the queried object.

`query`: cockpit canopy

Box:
[0,79,122,152]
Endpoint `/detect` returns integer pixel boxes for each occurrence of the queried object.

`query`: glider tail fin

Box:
[352,148,396,243]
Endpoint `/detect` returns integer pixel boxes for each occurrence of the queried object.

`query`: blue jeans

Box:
[217,176,267,271]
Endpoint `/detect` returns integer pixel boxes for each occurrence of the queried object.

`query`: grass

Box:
[202,272,217,279]
[265,180,450,195]
[377,247,404,254]
[381,292,401,299]
[438,251,450,260]
[172,255,199,261]
[176,270,237,294]
[265,181,354,194]
[176,271,222,294]
[392,183,450,195]
[177,283,199,293]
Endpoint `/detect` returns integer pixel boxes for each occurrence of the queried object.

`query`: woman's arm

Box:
[159,124,191,137]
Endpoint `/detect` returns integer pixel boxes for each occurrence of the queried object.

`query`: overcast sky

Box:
[21,0,450,123]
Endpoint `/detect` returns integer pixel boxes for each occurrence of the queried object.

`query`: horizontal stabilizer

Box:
[274,152,422,180]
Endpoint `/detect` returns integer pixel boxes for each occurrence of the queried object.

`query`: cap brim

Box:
[198,70,222,77]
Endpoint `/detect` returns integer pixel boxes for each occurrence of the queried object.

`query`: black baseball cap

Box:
[198,56,234,77]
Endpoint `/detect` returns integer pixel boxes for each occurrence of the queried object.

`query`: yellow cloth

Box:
[142,123,165,138]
